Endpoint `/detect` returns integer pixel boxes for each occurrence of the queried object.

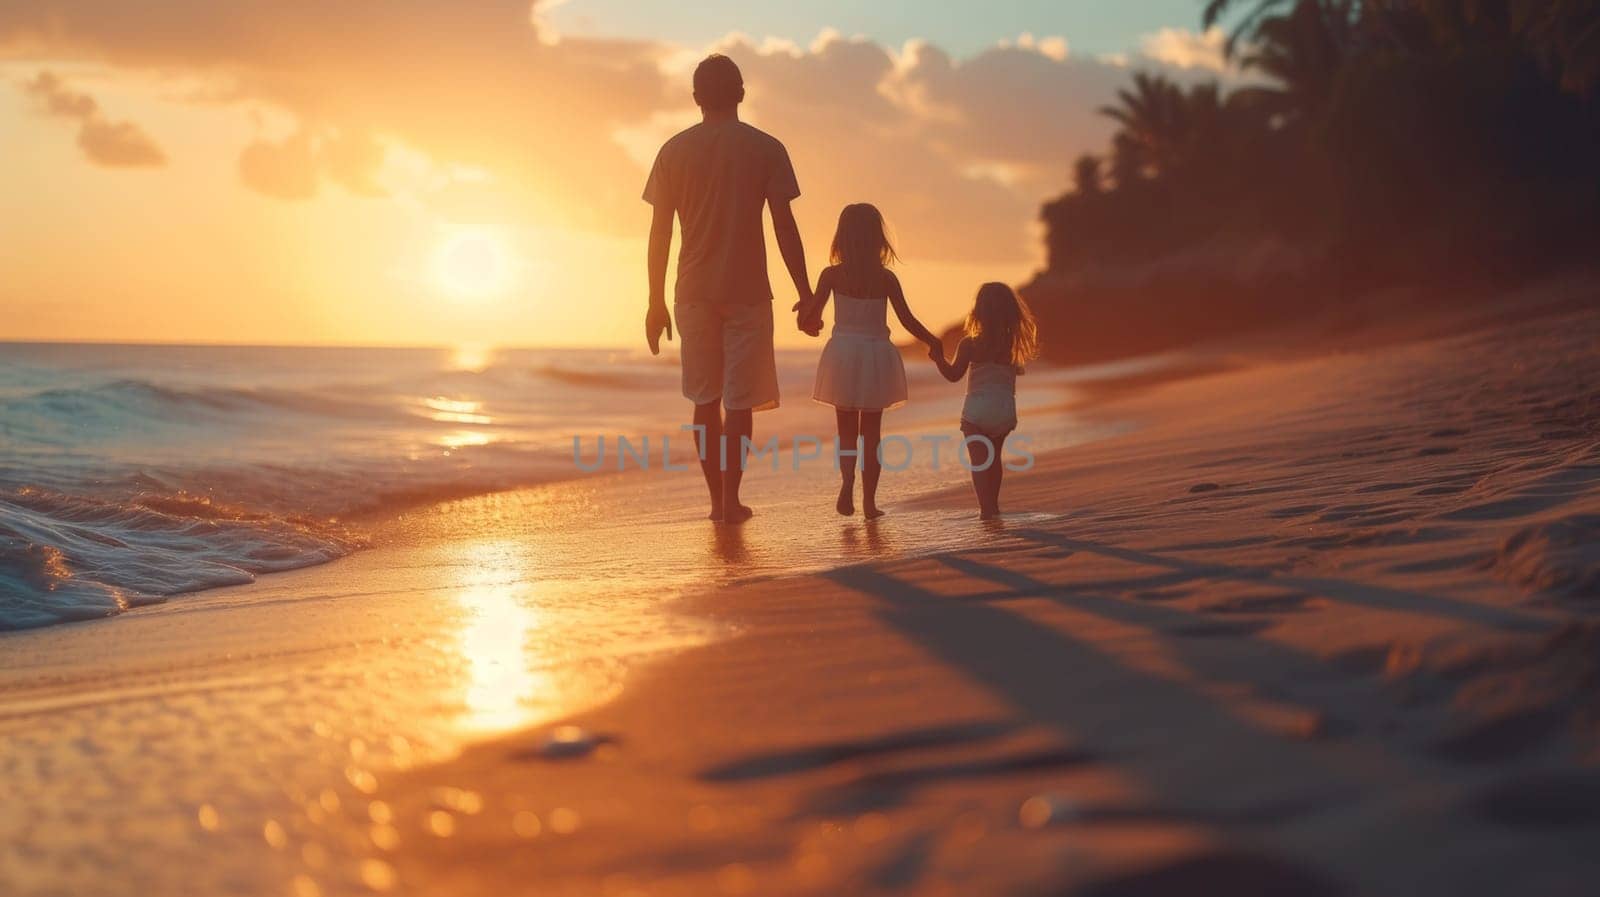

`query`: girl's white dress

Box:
[811,293,908,412]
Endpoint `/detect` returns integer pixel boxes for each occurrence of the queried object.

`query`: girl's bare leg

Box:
[860,411,884,519]
[986,432,1010,518]
[835,409,859,516]
[964,429,999,519]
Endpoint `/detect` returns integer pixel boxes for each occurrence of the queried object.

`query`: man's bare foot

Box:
[708,506,724,522]
[979,508,999,520]
[836,482,854,516]
[722,502,755,524]
[863,504,885,520]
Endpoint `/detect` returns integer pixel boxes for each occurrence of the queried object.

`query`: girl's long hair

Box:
[965,282,1039,370]
[829,203,899,268]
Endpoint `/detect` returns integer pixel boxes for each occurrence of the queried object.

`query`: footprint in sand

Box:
[1418,445,1459,456]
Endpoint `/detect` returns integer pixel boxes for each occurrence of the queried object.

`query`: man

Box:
[643,54,812,523]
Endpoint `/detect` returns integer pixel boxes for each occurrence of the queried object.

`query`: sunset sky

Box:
[1,1,1230,348]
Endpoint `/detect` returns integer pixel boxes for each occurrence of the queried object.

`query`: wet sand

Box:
[5,303,1600,896]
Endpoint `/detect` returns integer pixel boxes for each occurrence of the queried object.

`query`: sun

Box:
[433,229,513,300]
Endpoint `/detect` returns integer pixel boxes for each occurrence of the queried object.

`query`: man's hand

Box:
[791,297,821,338]
[646,301,673,355]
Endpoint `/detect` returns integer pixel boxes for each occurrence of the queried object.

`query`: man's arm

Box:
[645,203,674,355]
[769,198,812,321]
[797,266,832,336]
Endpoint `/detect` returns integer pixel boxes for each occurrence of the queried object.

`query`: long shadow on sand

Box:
[1009,528,1552,633]
[814,560,1363,891]
[817,561,1362,813]
[804,528,1574,892]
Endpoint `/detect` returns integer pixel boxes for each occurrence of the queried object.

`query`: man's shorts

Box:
[674,300,780,411]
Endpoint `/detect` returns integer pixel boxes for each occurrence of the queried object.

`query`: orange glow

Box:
[432,229,513,301]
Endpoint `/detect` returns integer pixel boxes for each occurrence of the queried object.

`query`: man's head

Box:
[693,54,744,112]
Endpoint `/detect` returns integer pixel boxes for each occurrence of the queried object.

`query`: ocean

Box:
[0,341,1053,630]
[0,343,736,628]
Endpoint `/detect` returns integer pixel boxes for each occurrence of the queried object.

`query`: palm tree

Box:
[1239,0,1362,119]
[1108,133,1149,190]
[1072,154,1104,196]
[1098,72,1188,175]
[1202,0,1298,56]
[1513,0,1600,95]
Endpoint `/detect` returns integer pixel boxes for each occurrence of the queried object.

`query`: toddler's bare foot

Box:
[863,503,885,520]
[723,502,755,524]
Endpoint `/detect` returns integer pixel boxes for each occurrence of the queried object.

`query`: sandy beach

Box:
[3,296,1596,896]
[369,301,1600,897]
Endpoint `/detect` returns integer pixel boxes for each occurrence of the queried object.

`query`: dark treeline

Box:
[1022,0,1600,363]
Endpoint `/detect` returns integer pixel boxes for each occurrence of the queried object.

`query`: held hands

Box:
[645,300,673,355]
[925,335,946,365]
[792,294,822,337]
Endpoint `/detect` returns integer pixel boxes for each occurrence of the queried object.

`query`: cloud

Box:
[22,70,166,167]
[1139,26,1231,73]
[3,4,1232,263]
[238,131,318,200]
[236,127,387,200]
[2,2,667,217]
[705,32,1177,262]
[77,117,168,166]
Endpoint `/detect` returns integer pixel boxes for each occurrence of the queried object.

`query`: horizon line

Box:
[0,336,640,353]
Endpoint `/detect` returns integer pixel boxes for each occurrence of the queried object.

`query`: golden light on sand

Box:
[432,229,512,300]
[453,558,549,734]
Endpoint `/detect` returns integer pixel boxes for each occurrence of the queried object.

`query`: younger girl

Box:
[802,203,942,518]
[930,282,1039,519]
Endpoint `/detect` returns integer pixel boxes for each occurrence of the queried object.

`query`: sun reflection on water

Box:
[423,396,492,425]
[438,429,494,449]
